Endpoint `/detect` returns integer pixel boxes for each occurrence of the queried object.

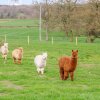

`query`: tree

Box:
[53,0,78,41]
[42,0,52,41]
[86,0,100,42]
[86,0,100,29]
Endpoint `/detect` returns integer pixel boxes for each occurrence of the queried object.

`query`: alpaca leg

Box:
[18,59,21,64]
[13,57,16,64]
[70,72,74,81]
[41,68,44,75]
[64,71,69,80]
[2,55,7,64]
[37,68,39,74]
[4,56,7,64]
[37,68,41,74]
[60,68,64,80]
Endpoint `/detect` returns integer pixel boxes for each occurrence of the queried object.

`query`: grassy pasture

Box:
[0,19,100,100]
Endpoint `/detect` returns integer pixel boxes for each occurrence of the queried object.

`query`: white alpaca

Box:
[0,43,9,63]
[34,52,47,74]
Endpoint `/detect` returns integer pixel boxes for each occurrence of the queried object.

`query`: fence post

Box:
[76,37,78,45]
[52,37,54,45]
[28,35,29,45]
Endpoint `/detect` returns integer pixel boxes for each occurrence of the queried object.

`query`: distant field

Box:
[0,19,39,26]
[0,19,100,100]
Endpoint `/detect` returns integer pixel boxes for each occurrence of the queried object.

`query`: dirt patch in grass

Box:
[0,93,7,96]
[0,71,17,75]
[0,80,24,90]
[0,72,3,75]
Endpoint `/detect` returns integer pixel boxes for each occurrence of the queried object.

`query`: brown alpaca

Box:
[59,50,78,81]
[12,47,23,64]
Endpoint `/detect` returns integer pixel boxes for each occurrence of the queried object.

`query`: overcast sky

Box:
[0,0,88,5]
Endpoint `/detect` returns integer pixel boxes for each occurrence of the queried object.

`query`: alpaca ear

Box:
[72,50,73,52]
[76,50,78,52]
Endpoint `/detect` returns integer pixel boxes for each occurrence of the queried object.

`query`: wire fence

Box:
[0,34,100,46]
[0,34,100,45]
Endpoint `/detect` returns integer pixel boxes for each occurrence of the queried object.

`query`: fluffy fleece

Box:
[0,43,9,63]
[34,52,47,74]
[12,47,23,64]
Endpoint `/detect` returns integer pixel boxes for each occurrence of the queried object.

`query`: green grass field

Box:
[0,19,100,100]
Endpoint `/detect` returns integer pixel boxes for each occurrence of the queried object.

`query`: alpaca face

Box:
[4,43,8,48]
[72,50,78,58]
[19,47,23,53]
[42,52,47,60]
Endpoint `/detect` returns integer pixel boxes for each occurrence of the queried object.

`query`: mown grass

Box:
[0,19,100,100]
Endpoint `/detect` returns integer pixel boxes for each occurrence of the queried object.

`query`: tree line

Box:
[0,5,39,19]
[0,0,100,42]
[41,0,100,42]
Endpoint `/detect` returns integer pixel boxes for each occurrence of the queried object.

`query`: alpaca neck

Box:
[70,57,77,68]
[71,57,77,62]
